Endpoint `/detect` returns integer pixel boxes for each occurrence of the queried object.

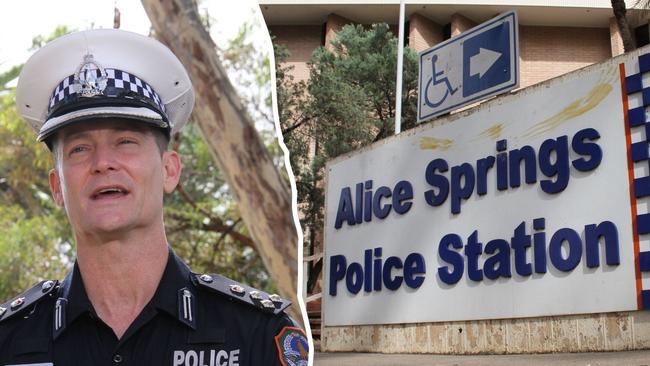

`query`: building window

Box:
[443,23,451,40]
[635,23,649,48]
[405,21,410,46]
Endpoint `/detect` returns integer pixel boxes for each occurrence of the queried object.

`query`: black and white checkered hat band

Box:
[48,68,165,114]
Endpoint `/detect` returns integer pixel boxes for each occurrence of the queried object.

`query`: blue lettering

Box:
[329,255,347,295]
[363,180,373,222]
[549,228,582,271]
[585,221,620,267]
[334,188,355,229]
[354,183,363,224]
[393,181,413,215]
[533,218,547,274]
[346,262,364,294]
[484,239,511,280]
[372,186,392,219]
[404,253,426,288]
[450,163,475,214]
[383,256,404,290]
[572,128,602,172]
[476,156,495,195]
[539,136,570,194]
[465,231,483,281]
[509,145,537,188]
[424,158,449,207]
[511,222,532,276]
[496,139,508,191]
[438,234,464,285]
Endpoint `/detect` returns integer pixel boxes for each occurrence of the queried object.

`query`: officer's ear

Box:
[162,150,181,194]
[49,169,65,208]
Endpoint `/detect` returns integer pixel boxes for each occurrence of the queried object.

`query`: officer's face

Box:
[48,119,181,239]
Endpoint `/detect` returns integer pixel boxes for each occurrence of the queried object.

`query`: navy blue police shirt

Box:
[0,249,309,365]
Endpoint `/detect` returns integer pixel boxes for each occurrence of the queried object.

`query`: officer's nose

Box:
[90,143,117,174]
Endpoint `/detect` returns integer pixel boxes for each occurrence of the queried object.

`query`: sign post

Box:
[417,11,519,122]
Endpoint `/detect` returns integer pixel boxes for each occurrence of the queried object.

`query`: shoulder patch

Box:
[193,273,291,315]
[0,280,58,324]
[274,326,309,366]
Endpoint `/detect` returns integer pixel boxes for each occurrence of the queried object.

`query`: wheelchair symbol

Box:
[424,54,458,108]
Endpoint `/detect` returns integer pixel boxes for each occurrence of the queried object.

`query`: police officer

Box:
[0,29,309,365]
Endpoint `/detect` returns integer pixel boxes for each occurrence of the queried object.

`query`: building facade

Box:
[262,0,650,354]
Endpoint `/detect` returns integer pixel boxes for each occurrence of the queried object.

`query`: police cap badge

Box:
[16,29,194,145]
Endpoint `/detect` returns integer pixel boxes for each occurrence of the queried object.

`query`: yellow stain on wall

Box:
[477,123,503,140]
[420,137,454,151]
[524,82,612,138]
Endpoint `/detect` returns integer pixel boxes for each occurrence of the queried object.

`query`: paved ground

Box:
[314,350,650,365]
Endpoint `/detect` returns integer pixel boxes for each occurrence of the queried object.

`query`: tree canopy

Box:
[275,23,419,291]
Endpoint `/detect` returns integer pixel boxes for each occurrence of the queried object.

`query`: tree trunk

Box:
[612,0,635,53]
[141,0,301,323]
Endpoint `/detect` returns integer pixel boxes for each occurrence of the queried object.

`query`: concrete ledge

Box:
[321,311,650,354]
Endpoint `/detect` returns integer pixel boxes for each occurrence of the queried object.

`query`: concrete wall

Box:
[322,311,650,353]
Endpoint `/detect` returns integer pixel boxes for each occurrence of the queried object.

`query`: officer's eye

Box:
[69,145,88,155]
[118,138,137,145]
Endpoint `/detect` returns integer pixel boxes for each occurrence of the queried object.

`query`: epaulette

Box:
[193,273,291,315]
[0,280,59,324]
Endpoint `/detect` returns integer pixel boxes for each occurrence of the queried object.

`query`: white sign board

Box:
[323,46,650,326]
[418,11,519,122]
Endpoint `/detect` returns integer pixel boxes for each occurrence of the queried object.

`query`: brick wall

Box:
[451,13,477,37]
[408,13,443,53]
[325,14,353,51]
[519,25,611,88]
[269,25,322,84]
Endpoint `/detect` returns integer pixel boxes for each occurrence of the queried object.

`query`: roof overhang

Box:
[259,1,648,28]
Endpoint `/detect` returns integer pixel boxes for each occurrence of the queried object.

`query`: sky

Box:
[0,0,270,73]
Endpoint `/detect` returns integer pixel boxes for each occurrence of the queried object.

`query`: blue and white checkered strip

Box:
[623,52,650,309]
[48,68,165,113]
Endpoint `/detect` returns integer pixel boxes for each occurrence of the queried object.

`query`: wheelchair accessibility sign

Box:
[417,11,519,122]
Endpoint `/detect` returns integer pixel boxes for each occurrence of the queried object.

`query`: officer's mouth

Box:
[90,185,130,200]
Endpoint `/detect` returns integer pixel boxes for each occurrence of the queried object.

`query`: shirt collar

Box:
[53,247,196,339]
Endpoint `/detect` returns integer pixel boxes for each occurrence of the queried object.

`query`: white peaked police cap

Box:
[16,28,195,145]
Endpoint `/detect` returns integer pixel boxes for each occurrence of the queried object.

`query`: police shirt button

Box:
[229,284,245,296]
[10,297,25,310]
[113,354,123,363]
[0,307,6,317]
[260,299,275,309]
[269,294,283,303]
[42,280,55,292]
[199,274,213,283]
[249,290,262,300]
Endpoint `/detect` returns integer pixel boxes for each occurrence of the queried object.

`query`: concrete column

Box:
[610,16,626,56]
[450,13,477,37]
[408,12,443,52]
[325,13,354,51]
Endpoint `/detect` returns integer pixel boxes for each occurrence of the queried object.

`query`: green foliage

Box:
[276,23,419,267]
[0,65,22,92]
[0,88,74,299]
[276,24,419,292]
[164,123,274,291]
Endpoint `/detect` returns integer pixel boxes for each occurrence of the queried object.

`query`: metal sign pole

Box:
[395,0,405,135]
